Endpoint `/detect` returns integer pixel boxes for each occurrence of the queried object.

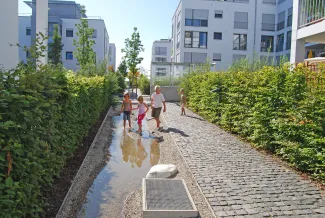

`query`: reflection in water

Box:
[78,113,160,218]
[121,131,153,168]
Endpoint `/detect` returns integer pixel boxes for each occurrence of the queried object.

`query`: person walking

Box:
[151,85,166,131]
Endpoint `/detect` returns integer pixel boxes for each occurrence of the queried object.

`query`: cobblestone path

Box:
[163,103,325,218]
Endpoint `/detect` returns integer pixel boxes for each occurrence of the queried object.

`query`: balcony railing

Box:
[299,0,325,27]
[261,23,276,31]
[234,21,248,29]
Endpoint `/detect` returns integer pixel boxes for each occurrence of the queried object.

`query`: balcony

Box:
[299,0,325,27]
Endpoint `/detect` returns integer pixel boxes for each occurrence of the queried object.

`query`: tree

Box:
[73,6,96,69]
[121,27,144,96]
[117,58,128,77]
[48,24,63,65]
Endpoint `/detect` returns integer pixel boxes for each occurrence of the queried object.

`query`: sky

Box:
[18,0,179,72]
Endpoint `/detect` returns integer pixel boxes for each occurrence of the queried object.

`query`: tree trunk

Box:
[136,78,138,97]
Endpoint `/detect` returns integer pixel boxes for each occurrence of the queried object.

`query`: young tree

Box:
[73,6,96,69]
[48,24,63,65]
[121,27,144,96]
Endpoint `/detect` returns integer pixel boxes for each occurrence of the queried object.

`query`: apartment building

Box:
[108,43,116,70]
[291,0,325,64]
[150,39,172,78]
[19,0,110,71]
[170,0,297,72]
[0,0,19,70]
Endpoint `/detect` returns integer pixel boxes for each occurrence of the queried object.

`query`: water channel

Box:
[78,111,160,218]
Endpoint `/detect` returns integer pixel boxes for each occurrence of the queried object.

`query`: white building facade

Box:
[108,43,116,70]
[19,0,109,71]
[0,0,19,70]
[170,0,301,72]
[150,39,172,79]
[290,0,325,64]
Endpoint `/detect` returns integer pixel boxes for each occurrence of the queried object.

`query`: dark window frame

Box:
[26,27,31,36]
[66,52,73,60]
[260,35,274,52]
[184,31,208,49]
[66,29,74,37]
[233,34,247,51]
[214,32,222,40]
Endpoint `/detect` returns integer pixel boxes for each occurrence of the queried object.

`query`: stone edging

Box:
[55,108,114,218]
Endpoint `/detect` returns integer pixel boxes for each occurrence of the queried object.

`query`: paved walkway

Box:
[163,103,325,218]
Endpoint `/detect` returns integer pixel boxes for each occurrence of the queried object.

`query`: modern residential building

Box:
[108,43,116,70]
[170,0,324,73]
[19,0,110,71]
[0,0,19,70]
[290,0,325,64]
[150,39,172,79]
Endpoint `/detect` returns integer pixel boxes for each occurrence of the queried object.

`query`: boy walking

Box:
[151,85,166,131]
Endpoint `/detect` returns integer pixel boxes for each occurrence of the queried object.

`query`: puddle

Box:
[78,112,160,218]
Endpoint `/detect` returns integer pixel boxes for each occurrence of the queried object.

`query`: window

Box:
[286,31,291,50]
[66,29,73,37]
[92,29,97,38]
[262,14,276,31]
[276,33,284,52]
[184,52,207,63]
[261,35,274,52]
[234,12,248,29]
[66,52,73,60]
[177,33,180,49]
[155,47,167,56]
[287,8,292,27]
[185,9,209,27]
[155,57,167,62]
[26,51,30,58]
[215,10,223,18]
[177,11,181,29]
[26,27,31,36]
[184,31,207,48]
[278,0,286,4]
[277,11,285,31]
[214,32,222,40]
[213,53,221,61]
[233,34,247,50]
[156,68,167,76]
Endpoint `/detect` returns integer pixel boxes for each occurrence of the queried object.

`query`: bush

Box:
[139,75,150,95]
[181,65,325,183]
[0,65,118,217]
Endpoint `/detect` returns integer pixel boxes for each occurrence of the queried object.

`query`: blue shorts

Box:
[123,111,130,120]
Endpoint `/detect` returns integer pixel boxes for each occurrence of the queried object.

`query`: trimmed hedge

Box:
[181,65,325,183]
[0,65,118,217]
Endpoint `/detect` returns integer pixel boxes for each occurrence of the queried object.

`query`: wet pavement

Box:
[78,111,160,218]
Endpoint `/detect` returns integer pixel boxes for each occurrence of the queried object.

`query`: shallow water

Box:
[78,113,160,218]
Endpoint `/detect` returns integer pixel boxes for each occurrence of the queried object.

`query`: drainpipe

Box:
[253,0,257,54]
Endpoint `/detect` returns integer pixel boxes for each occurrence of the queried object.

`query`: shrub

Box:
[181,65,325,183]
[0,65,118,217]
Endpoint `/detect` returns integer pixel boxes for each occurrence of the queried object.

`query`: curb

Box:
[55,107,113,218]
[161,110,217,218]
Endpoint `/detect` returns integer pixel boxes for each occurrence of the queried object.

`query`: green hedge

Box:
[0,65,118,217]
[181,65,325,183]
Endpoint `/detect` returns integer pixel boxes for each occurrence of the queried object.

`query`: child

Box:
[133,96,149,134]
[180,88,186,116]
[151,85,166,131]
[120,92,132,129]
